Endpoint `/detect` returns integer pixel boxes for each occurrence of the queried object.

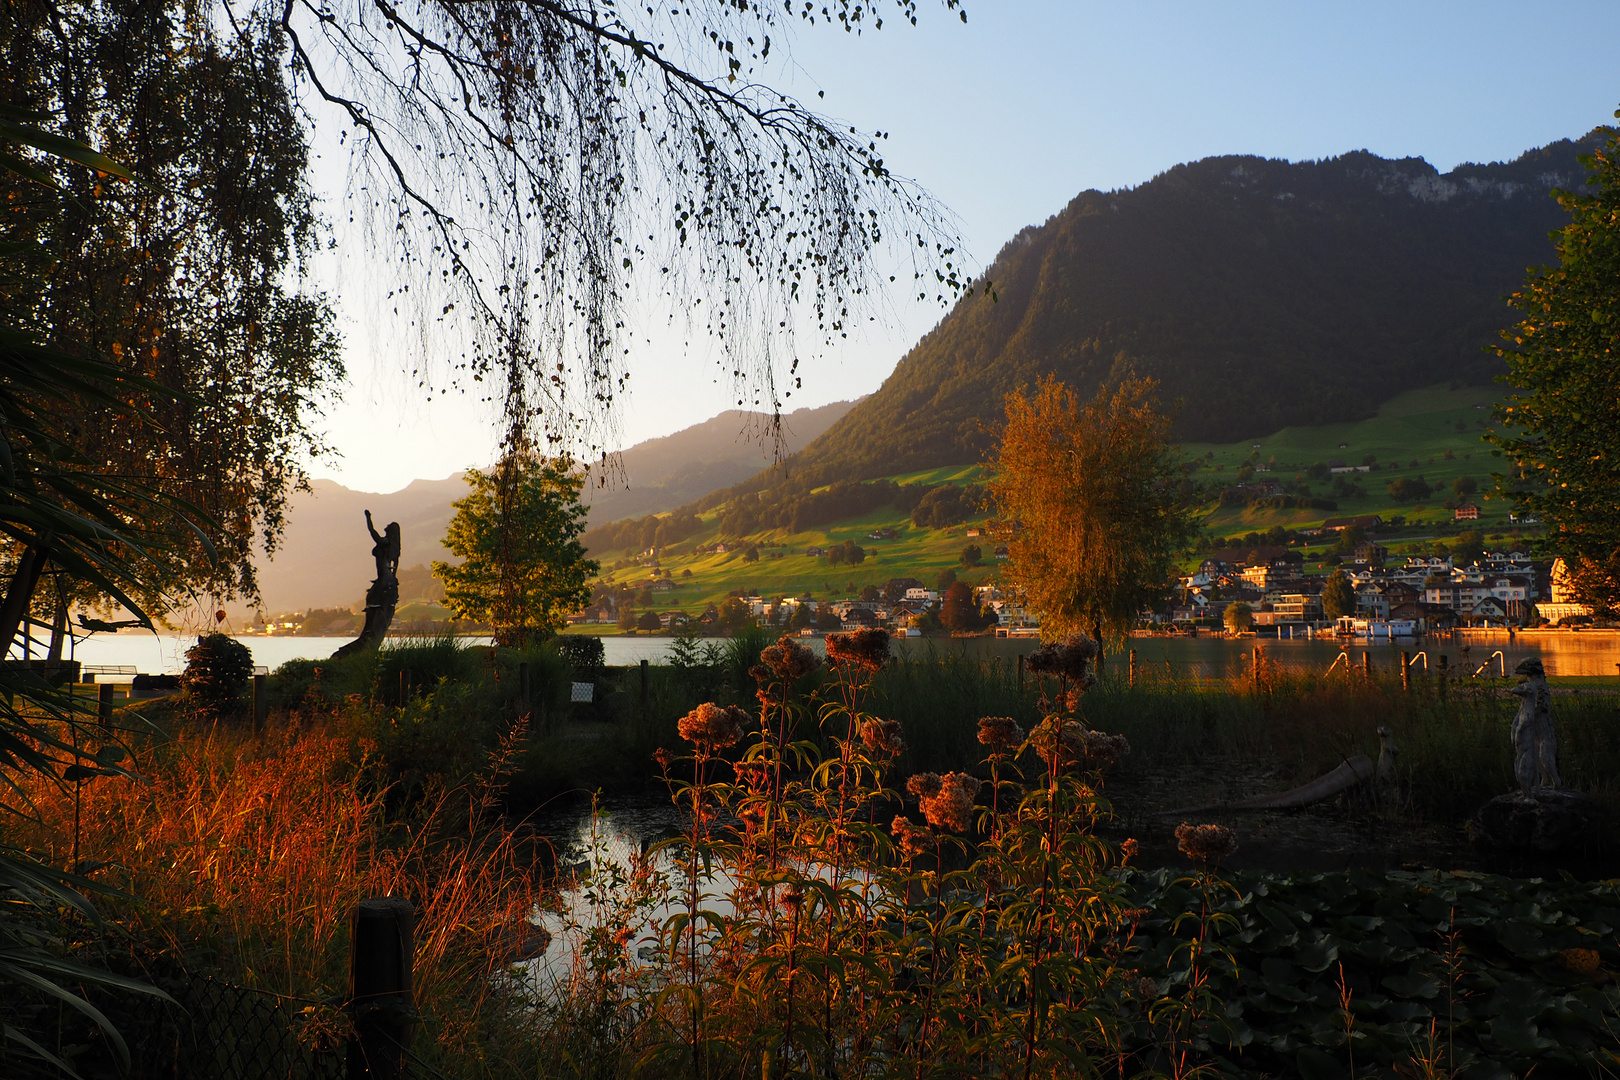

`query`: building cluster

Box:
[1171,547,1589,634]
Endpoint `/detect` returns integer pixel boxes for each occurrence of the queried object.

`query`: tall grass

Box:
[10,691,550,1076]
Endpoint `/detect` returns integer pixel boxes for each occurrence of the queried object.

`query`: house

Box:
[652,579,675,592]
[965,527,982,538]
[658,611,691,628]
[713,543,730,554]
[993,545,1010,559]
[904,587,939,604]
[1322,515,1384,531]
[1352,541,1388,565]
[805,546,825,557]
[1468,597,1509,624]
[1329,465,1372,474]
[1536,557,1594,623]
[1453,503,1480,521]
[1509,510,1541,524]
[868,527,898,540]
[840,607,879,631]
[1270,594,1323,622]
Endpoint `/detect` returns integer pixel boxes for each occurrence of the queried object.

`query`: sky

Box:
[303,0,1620,494]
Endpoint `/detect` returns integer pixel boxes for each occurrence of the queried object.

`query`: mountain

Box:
[579,399,857,526]
[760,133,1599,491]
[248,399,857,613]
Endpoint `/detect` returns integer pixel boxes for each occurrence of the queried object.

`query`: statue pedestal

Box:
[1468,790,1604,855]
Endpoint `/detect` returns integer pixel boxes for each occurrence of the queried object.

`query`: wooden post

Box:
[252,673,267,733]
[397,669,407,707]
[1401,651,1411,692]
[1252,646,1261,694]
[97,682,114,733]
[1128,649,1137,689]
[348,897,415,1080]
[1362,652,1372,681]
[518,662,531,715]
[639,658,649,721]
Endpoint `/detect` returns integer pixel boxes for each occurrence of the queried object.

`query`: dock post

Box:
[1401,651,1411,692]
[1128,649,1137,689]
[97,682,114,733]
[252,673,267,733]
[1363,652,1372,681]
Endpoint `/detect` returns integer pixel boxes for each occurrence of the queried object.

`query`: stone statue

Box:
[332,510,402,660]
[1509,657,1559,792]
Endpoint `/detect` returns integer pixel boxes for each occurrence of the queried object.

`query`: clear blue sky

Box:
[310,0,1620,493]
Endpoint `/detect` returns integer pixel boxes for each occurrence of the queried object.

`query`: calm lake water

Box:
[64,629,1620,677]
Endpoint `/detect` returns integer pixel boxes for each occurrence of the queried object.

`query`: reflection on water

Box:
[69,629,1620,677]
[520,794,698,992]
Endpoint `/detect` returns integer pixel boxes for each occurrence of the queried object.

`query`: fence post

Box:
[519,661,531,715]
[252,673,267,733]
[348,897,415,1080]
[1128,649,1137,689]
[1401,651,1411,692]
[97,682,114,733]
[639,658,649,722]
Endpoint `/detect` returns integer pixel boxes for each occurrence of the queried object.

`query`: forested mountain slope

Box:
[777,133,1596,487]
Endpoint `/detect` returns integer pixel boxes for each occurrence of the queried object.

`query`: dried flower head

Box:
[653,747,675,771]
[919,771,981,832]
[1081,728,1130,763]
[1175,822,1239,866]
[677,702,749,750]
[749,664,771,684]
[1120,838,1140,864]
[891,815,935,860]
[1031,718,1128,770]
[760,636,819,681]
[1025,633,1099,679]
[732,759,770,789]
[780,886,805,910]
[977,716,1024,751]
[906,772,943,800]
[859,717,906,756]
[1137,976,1160,999]
[825,627,890,672]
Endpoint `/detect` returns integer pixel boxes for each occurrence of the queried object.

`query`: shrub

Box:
[180,633,254,713]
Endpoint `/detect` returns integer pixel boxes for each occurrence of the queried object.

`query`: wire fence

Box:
[87,967,346,1080]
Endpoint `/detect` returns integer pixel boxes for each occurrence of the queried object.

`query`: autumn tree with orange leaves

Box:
[991,374,1196,657]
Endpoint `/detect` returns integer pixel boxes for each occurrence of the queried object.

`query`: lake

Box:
[64,629,1620,677]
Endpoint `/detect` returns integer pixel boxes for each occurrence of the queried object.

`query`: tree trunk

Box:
[0,544,51,659]
[46,590,68,662]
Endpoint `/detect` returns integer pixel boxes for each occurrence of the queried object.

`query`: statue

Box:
[1509,657,1559,792]
[332,510,401,660]
[1469,654,1600,857]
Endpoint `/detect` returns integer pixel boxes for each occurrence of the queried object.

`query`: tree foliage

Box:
[1320,570,1356,621]
[1490,113,1620,609]
[433,455,597,647]
[991,374,1195,654]
[270,0,968,454]
[1223,601,1253,635]
[2,2,344,617]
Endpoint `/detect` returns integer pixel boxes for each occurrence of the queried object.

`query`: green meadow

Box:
[582,385,1538,617]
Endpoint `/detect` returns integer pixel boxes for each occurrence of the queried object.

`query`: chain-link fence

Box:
[67,966,347,1080]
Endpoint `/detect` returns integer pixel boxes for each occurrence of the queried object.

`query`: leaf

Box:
[1296,1045,1348,1080]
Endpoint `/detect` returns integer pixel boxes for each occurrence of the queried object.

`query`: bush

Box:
[180,634,254,713]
